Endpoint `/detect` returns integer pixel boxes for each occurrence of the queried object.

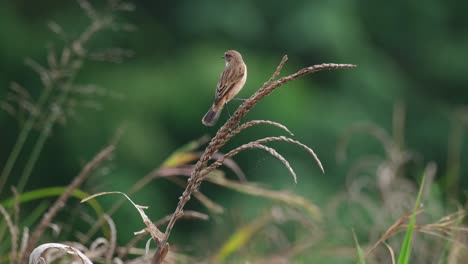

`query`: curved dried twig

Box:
[211,143,297,183]
[29,243,93,264]
[249,136,324,173]
[103,214,116,264]
[206,172,322,219]
[0,205,18,263]
[19,143,115,263]
[230,120,294,138]
[210,152,246,182]
[205,135,324,187]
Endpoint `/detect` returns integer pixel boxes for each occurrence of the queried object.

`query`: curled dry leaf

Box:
[29,243,93,264]
[81,191,165,245]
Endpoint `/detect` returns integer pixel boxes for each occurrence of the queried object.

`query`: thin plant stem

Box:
[16,108,61,193]
[0,88,53,194]
[18,142,115,263]
[17,77,77,193]
[14,4,111,193]
[445,114,463,198]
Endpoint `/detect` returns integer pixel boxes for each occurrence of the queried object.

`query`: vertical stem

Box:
[445,118,462,198]
[1,4,105,194]
[16,78,76,193]
[16,109,60,193]
[0,88,53,194]
[392,100,405,150]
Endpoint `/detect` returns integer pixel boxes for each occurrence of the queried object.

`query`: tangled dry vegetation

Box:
[328,103,468,264]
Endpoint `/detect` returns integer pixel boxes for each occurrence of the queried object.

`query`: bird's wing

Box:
[215,65,245,105]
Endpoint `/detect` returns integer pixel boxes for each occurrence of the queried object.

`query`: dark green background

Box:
[1,0,467,262]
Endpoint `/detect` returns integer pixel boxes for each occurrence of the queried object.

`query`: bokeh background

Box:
[1,0,467,262]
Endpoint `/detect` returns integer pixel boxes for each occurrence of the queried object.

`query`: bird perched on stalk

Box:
[202,50,247,126]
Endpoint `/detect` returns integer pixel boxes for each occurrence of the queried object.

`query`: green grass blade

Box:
[2,187,104,217]
[213,215,270,263]
[0,187,108,239]
[353,229,366,264]
[397,170,427,264]
[0,88,53,193]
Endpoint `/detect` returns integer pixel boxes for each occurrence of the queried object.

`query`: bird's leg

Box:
[225,102,232,117]
[225,103,241,132]
[232,97,247,102]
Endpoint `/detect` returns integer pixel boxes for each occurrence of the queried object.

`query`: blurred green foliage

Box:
[1,0,467,262]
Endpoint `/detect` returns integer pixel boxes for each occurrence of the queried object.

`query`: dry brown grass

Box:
[150,57,356,262]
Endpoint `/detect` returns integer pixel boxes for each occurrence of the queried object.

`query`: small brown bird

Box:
[202,50,247,126]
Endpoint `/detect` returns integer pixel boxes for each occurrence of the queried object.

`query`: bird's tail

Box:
[202,105,223,126]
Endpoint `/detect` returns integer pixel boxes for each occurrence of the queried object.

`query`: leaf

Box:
[397,164,430,264]
[353,229,366,264]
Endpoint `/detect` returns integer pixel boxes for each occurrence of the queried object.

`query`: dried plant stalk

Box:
[0,205,18,263]
[103,214,117,264]
[207,142,298,182]
[151,56,356,263]
[229,119,294,137]
[18,143,115,263]
[118,211,208,259]
[205,172,322,219]
[0,0,133,194]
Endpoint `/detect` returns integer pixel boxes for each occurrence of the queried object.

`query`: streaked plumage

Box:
[202,50,247,126]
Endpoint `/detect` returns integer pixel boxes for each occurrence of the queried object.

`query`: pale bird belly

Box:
[226,67,247,102]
